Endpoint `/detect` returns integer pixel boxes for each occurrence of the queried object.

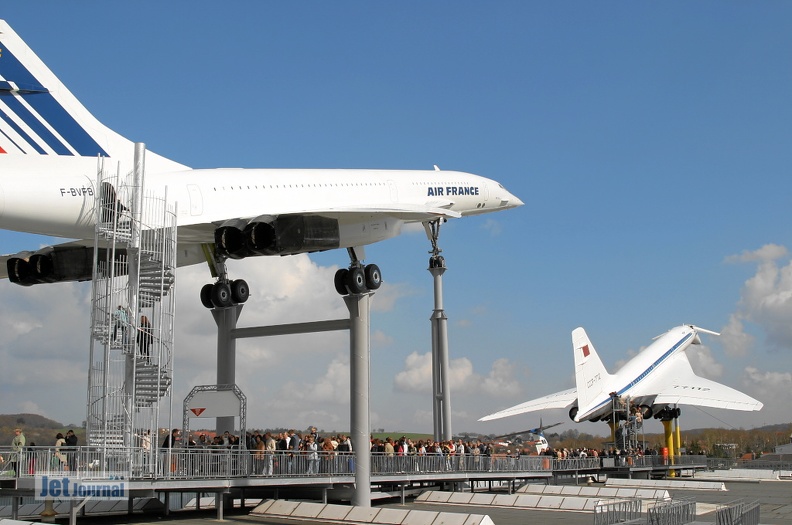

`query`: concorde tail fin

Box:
[0,20,186,171]
[572,327,612,416]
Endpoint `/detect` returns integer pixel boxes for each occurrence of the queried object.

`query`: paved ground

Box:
[55,479,792,525]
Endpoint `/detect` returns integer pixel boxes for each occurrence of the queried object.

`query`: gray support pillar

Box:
[213,304,243,435]
[429,265,452,441]
[216,491,224,521]
[346,293,372,508]
[124,142,146,448]
[431,319,441,441]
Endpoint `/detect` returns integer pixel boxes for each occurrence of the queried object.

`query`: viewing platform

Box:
[0,446,708,499]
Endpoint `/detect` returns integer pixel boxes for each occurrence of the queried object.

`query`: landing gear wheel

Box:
[334,269,349,295]
[364,264,382,290]
[346,267,367,294]
[230,279,250,303]
[211,282,233,308]
[200,284,215,309]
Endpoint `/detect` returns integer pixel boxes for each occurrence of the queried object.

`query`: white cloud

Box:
[481,218,503,236]
[725,245,792,352]
[743,366,792,405]
[686,344,723,379]
[719,314,754,358]
[393,351,521,398]
[370,282,416,313]
[724,244,787,264]
[480,358,522,397]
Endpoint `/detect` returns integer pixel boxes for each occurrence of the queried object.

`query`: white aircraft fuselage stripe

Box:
[578,331,693,420]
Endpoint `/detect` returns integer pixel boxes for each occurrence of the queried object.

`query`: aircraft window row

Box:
[211,182,387,191]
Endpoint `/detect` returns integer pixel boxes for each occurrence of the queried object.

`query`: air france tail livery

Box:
[479,325,762,424]
[0,20,522,306]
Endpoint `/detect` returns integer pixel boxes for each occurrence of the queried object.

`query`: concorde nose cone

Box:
[509,193,524,208]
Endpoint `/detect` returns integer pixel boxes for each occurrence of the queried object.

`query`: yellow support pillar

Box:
[608,420,619,444]
[662,419,676,478]
[674,417,682,477]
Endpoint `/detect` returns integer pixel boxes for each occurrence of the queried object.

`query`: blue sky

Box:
[1,3,791,441]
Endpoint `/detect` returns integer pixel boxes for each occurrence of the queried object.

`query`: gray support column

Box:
[124,142,146,448]
[213,304,243,435]
[346,293,372,508]
[429,265,452,441]
[216,491,224,521]
[431,319,441,441]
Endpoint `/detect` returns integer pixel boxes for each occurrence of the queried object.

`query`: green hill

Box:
[0,414,84,447]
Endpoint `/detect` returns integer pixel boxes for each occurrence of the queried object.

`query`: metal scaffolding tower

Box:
[86,144,176,474]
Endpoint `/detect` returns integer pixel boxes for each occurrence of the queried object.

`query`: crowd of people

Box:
[2,428,79,477]
[4,425,669,479]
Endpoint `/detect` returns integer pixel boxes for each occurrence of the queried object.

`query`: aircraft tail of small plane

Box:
[572,327,612,419]
[0,20,186,172]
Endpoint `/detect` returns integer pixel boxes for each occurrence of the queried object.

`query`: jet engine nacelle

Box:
[568,405,578,422]
[7,245,124,286]
[215,215,340,259]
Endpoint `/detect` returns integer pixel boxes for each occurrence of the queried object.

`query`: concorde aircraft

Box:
[480,325,763,425]
[0,20,522,306]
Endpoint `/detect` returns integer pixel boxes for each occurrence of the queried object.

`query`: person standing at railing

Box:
[320,436,335,474]
[253,435,265,474]
[337,434,353,473]
[264,432,276,476]
[64,430,78,471]
[305,435,319,475]
[53,433,67,471]
[162,428,181,474]
[10,428,25,477]
[456,440,466,470]
[287,430,301,474]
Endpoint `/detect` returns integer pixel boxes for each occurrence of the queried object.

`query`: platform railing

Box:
[0,446,701,481]
[0,446,564,480]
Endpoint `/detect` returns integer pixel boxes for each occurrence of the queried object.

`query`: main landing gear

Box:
[334,248,382,296]
[199,245,381,307]
[199,249,250,309]
[200,278,249,309]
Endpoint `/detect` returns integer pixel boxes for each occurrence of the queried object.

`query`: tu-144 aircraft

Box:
[480,325,762,426]
[0,20,522,305]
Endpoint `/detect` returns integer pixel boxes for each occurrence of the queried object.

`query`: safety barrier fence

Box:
[593,498,642,525]
[715,499,760,525]
[646,497,696,525]
[0,446,608,481]
[603,455,707,469]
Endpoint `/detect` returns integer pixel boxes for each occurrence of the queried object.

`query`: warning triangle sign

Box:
[191,408,206,417]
